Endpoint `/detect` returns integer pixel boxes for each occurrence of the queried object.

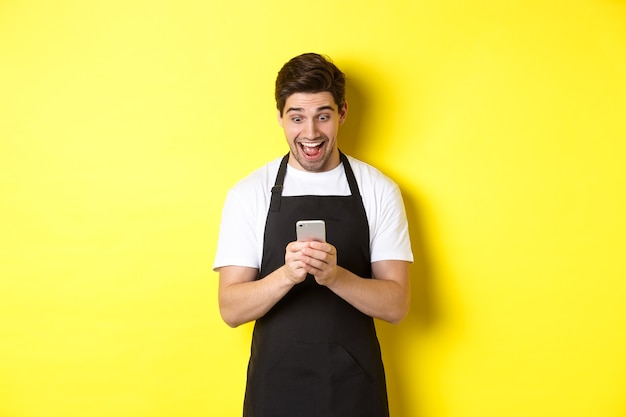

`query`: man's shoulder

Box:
[345,154,398,188]
[230,156,283,194]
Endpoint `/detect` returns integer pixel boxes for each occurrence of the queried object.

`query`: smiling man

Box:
[280,92,345,172]
[214,53,413,417]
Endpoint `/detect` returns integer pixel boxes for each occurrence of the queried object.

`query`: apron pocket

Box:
[331,344,377,416]
[259,343,377,417]
[262,343,325,416]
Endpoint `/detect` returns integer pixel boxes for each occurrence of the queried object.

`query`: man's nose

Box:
[303,120,319,139]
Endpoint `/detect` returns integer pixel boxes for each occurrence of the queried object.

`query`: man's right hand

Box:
[283,241,310,284]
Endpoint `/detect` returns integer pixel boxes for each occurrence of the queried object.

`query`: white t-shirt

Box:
[213,155,413,271]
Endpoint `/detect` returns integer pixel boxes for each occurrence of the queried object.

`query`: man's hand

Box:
[284,241,315,284]
[297,241,338,286]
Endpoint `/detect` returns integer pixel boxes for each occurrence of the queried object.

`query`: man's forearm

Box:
[325,262,411,324]
[218,266,295,328]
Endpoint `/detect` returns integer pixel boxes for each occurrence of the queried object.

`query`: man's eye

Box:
[319,115,329,121]
[292,117,302,123]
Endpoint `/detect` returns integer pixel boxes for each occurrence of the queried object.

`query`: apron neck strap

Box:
[339,151,361,198]
[270,153,289,212]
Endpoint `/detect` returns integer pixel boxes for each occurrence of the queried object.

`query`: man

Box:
[214,53,413,417]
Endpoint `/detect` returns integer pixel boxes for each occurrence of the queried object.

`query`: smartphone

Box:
[296,220,326,242]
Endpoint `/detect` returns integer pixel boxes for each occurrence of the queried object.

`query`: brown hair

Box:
[275,53,346,116]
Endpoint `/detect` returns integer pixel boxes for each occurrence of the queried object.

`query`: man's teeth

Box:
[301,142,323,156]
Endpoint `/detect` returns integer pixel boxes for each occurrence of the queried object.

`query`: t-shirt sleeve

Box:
[213,186,261,271]
[370,182,414,264]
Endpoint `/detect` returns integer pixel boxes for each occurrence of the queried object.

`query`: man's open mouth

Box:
[300,141,324,158]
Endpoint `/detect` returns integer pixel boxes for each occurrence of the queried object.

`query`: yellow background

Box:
[2,1,625,416]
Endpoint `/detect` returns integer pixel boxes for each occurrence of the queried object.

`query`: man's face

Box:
[279,92,347,172]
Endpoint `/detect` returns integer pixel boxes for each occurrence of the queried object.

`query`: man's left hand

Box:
[298,241,338,286]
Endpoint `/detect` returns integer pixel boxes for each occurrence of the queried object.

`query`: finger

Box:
[302,256,331,276]
[308,241,334,253]
[305,251,336,270]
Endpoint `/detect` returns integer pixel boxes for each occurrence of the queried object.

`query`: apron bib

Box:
[243,152,389,417]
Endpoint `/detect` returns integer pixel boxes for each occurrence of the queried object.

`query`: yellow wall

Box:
[2,1,625,416]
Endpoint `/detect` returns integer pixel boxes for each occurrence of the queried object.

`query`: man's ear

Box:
[277,109,284,127]
[339,101,348,125]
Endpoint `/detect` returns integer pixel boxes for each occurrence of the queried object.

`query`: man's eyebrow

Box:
[286,105,336,113]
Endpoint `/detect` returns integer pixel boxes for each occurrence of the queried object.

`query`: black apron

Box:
[243,152,389,417]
